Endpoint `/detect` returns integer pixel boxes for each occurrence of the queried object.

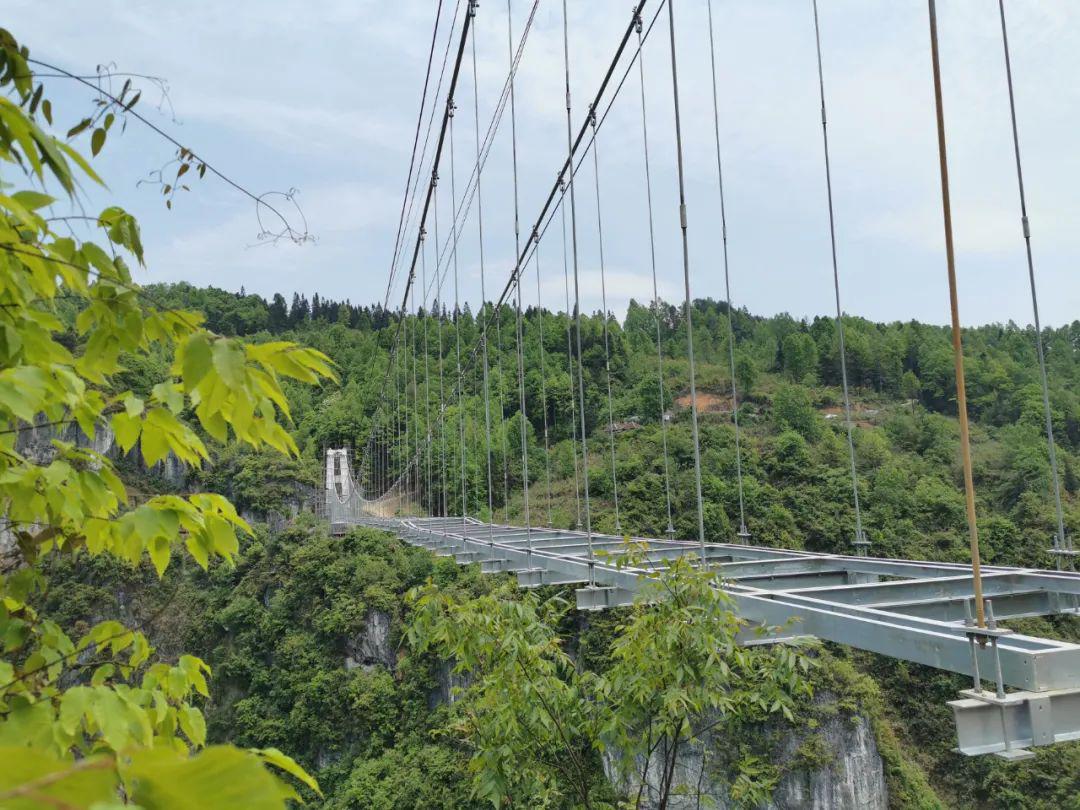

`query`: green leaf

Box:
[67,117,92,139]
[0,699,55,749]
[212,339,246,390]
[11,190,54,211]
[181,333,213,391]
[148,535,171,577]
[254,748,322,797]
[123,745,299,809]
[111,412,141,453]
[59,685,94,735]
[90,128,106,157]
[123,394,145,417]
[0,747,117,810]
[152,381,184,414]
[179,705,206,748]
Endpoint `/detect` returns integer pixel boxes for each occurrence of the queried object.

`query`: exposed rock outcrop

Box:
[608,705,886,809]
[428,660,474,709]
[344,610,396,671]
[14,418,186,486]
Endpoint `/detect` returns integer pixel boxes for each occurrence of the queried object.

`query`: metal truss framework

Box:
[344,513,1080,760]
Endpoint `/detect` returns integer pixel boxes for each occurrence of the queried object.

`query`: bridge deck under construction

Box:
[345,514,1080,761]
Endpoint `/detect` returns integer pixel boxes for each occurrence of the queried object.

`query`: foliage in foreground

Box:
[407,547,815,809]
[0,31,334,807]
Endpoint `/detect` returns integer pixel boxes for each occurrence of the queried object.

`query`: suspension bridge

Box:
[325,0,1080,761]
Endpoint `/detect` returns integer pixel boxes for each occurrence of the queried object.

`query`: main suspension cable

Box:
[811,0,867,554]
[588,112,622,534]
[996,0,1072,564]
[666,0,706,555]
[706,0,749,542]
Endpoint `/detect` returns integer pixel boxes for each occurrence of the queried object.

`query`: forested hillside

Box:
[153,281,1080,568]
[114,281,1080,807]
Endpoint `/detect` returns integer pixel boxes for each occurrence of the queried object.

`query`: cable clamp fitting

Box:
[447,98,456,118]
[587,105,597,128]
[468,0,478,18]
[632,7,643,34]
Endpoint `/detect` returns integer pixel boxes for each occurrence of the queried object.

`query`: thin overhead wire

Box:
[402,314,410,514]
[634,9,675,539]
[588,114,622,534]
[450,107,468,528]
[534,243,555,527]
[495,312,511,523]
[561,185,583,530]
[410,280,421,511]
[666,0,706,555]
[421,230,433,514]
[811,0,867,555]
[705,0,748,541]
[470,1,496,550]
[507,0,533,549]
[562,0,595,580]
[434,174,448,517]
[996,0,1071,563]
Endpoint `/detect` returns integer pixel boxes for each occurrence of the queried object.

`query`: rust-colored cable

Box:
[927,0,985,628]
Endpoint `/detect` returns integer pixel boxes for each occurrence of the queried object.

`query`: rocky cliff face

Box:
[344,610,396,671]
[14,418,187,486]
[605,698,887,810]
[771,712,885,809]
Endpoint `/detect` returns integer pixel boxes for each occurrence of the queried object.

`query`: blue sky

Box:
[9,1,1080,326]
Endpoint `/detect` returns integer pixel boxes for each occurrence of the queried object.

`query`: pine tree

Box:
[268,293,289,332]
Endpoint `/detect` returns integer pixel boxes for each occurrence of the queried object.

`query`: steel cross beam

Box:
[349,512,1080,759]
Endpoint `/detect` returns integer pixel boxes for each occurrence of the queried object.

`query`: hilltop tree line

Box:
[153,282,1080,449]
